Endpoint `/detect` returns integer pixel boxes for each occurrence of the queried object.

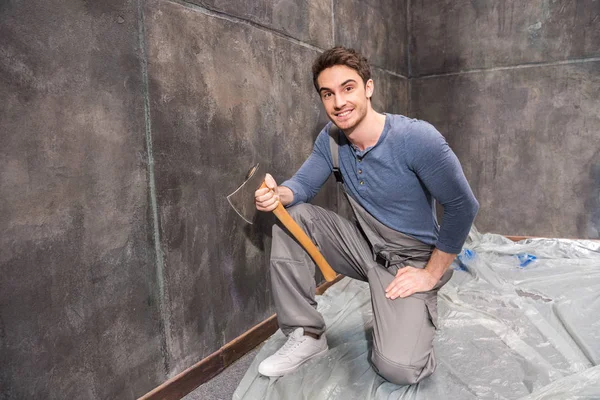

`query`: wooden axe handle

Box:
[260,182,337,282]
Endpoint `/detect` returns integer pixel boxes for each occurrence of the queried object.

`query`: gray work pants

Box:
[270,202,453,385]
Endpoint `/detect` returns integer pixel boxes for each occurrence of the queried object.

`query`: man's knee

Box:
[271,203,315,245]
[276,203,321,236]
[371,348,435,385]
[286,203,315,220]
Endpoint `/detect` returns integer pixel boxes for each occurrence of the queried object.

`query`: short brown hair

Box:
[312,46,371,91]
[312,46,372,91]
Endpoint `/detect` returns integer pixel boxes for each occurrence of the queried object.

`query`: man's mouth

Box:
[335,109,353,119]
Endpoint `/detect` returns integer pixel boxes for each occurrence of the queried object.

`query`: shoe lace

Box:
[275,334,305,356]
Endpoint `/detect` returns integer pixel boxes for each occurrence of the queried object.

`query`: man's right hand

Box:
[255,173,281,212]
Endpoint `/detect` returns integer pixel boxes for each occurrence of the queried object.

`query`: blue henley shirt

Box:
[281,113,479,254]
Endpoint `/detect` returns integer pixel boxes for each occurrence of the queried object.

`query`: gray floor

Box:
[183,345,262,400]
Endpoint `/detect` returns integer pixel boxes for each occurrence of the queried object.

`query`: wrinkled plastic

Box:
[233,228,600,399]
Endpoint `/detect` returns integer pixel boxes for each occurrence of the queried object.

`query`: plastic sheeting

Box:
[233,229,600,399]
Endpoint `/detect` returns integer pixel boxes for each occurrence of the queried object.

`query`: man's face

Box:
[316,65,374,132]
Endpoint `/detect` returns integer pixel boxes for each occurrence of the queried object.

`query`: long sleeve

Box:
[280,129,332,206]
[405,123,479,254]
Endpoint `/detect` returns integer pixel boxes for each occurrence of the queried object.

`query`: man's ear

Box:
[365,79,374,99]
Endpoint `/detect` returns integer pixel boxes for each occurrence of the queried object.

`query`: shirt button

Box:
[358,158,362,162]
[358,169,363,174]
[360,180,364,185]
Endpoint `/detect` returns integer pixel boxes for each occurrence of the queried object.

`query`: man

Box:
[254,47,479,385]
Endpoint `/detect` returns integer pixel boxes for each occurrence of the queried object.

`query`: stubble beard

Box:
[332,103,368,135]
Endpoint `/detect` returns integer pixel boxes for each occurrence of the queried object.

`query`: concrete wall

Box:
[4,0,598,398]
[0,0,164,398]
[0,0,407,398]
[409,0,600,239]
[143,0,408,376]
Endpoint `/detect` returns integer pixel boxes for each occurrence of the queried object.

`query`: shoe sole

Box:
[258,347,329,377]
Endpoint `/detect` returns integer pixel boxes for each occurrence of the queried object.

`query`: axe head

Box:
[227,162,266,224]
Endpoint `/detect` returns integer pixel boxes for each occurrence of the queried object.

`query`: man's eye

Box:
[323,93,332,99]
[345,86,354,92]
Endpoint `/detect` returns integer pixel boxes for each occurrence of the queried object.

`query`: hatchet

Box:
[227,162,337,282]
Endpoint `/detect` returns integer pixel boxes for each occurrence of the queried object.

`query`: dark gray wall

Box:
[5,0,597,398]
[0,0,407,398]
[409,0,600,239]
[141,0,407,378]
[0,0,165,398]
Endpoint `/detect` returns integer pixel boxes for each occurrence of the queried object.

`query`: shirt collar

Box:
[350,113,390,158]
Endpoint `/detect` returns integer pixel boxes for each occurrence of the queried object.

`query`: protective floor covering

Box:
[233,229,600,400]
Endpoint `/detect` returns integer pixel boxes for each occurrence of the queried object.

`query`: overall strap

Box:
[328,124,344,183]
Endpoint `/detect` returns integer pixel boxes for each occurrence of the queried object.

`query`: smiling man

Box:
[254,47,479,385]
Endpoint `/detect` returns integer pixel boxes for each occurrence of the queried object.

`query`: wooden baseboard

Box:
[138,274,344,400]
[316,274,344,295]
[505,235,537,242]
[505,235,599,242]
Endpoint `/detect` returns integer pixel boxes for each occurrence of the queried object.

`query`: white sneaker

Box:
[258,328,328,377]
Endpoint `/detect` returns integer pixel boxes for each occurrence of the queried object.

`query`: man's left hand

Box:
[385,266,437,299]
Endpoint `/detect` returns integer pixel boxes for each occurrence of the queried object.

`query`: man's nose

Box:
[334,93,346,109]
